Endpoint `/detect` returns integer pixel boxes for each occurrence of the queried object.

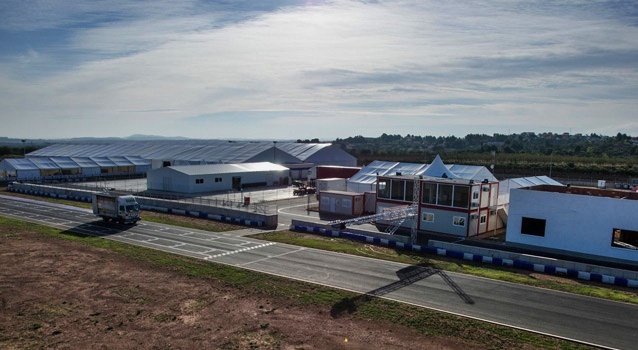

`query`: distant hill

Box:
[124,134,190,141]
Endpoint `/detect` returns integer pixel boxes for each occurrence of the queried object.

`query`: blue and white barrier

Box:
[7,184,266,227]
[292,224,638,288]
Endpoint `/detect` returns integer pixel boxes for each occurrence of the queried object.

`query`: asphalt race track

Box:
[1,195,636,350]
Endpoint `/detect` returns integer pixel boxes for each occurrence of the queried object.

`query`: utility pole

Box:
[21,139,26,157]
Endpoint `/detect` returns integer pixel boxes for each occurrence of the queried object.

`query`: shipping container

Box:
[319,190,364,216]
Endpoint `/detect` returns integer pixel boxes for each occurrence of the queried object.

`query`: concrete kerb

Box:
[7,182,275,228]
[290,220,638,288]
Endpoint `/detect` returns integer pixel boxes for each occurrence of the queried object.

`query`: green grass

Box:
[0,216,595,349]
[250,231,638,305]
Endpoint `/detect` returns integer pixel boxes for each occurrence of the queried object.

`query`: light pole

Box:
[272,141,277,164]
[549,151,554,178]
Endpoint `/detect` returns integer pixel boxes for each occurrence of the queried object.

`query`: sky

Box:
[1,0,637,141]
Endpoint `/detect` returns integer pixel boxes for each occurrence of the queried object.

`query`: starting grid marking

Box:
[207,242,276,259]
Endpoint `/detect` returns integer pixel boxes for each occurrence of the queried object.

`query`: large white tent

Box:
[28,141,356,168]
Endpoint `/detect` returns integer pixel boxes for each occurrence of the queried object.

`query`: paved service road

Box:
[1,196,636,350]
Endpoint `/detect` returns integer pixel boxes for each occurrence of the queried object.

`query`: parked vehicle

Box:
[92,192,141,224]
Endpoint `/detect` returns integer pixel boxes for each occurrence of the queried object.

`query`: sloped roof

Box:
[499,176,563,195]
[27,141,339,164]
[50,157,80,169]
[166,162,289,176]
[0,158,40,171]
[422,154,459,179]
[28,157,60,170]
[276,143,332,161]
[348,156,496,185]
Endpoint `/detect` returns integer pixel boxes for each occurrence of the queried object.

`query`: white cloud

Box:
[1,0,637,139]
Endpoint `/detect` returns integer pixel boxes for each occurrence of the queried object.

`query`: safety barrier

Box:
[292,223,638,288]
[7,183,270,228]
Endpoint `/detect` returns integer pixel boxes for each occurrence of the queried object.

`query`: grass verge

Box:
[250,230,638,305]
[0,216,594,349]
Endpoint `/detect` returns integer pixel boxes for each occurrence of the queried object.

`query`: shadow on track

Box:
[59,220,137,239]
[331,264,474,318]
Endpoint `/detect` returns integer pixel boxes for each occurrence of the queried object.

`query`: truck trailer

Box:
[92,192,141,224]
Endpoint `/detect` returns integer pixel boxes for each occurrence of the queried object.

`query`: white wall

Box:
[506,188,638,261]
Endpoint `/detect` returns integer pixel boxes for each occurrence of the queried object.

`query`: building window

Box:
[437,184,453,206]
[473,191,479,200]
[612,228,638,250]
[521,217,546,237]
[480,215,487,224]
[195,178,204,184]
[452,186,470,208]
[215,177,222,183]
[405,180,414,202]
[378,180,389,198]
[422,183,436,204]
[453,216,466,227]
[391,179,405,201]
[423,212,434,222]
[342,199,352,208]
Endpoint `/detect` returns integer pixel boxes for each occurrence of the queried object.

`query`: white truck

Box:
[92,192,141,224]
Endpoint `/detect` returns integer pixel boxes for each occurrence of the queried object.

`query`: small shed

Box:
[319,190,364,216]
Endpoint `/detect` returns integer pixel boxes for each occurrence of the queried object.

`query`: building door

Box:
[232,176,242,190]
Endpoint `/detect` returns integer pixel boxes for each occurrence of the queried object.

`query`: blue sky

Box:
[1,0,637,140]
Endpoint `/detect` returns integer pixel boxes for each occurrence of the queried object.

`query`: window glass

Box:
[453,216,466,227]
[612,228,638,249]
[423,212,434,222]
[437,184,453,206]
[391,179,405,201]
[480,215,487,224]
[421,183,437,204]
[453,186,470,208]
[521,217,546,236]
[378,180,389,198]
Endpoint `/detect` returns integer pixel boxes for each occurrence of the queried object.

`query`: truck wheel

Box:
[102,217,109,223]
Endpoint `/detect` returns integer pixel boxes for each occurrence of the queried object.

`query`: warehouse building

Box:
[146,162,290,194]
[16,140,355,181]
[506,185,638,262]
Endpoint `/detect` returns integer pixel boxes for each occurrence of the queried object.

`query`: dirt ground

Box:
[0,229,483,350]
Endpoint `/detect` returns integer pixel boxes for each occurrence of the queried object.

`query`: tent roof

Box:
[49,157,80,169]
[27,141,342,164]
[0,158,39,171]
[348,156,497,186]
[499,176,563,194]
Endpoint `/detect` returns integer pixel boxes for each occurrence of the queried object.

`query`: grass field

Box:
[0,216,597,349]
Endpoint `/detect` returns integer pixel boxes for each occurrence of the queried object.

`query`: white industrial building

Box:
[506,185,638,262]
[146,162,290,193]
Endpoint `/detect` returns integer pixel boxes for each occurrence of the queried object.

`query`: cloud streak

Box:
[0,0,636,139]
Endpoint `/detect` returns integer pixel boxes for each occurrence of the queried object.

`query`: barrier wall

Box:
[8,182,277,228]
[290,219,638,288]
